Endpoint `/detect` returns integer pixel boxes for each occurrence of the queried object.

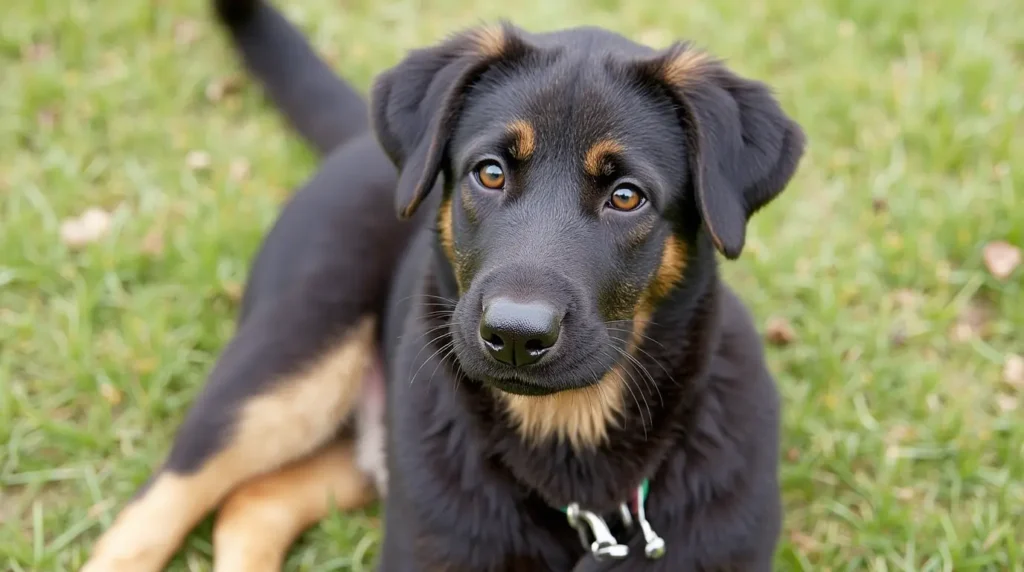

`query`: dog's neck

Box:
[424,234,726,512]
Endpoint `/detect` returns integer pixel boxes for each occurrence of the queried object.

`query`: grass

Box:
[1,0,1022,569]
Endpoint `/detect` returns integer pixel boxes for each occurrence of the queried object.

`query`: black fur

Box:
[182,0,805,569]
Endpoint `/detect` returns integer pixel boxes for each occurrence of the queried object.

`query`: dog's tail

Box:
[213,0,369,155]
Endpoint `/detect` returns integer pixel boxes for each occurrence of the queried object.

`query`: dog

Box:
[81,0,805,569]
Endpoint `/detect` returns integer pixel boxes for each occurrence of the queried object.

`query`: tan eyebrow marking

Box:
[583,139,625,177]
[506,119,536,160]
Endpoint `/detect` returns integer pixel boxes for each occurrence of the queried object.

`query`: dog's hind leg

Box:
[211,350,387,572]
[210,439,375,572]
[81,309,376,572]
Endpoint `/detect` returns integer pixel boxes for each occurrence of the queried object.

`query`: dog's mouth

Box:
[483,374,563,396]
[449,325,622,397]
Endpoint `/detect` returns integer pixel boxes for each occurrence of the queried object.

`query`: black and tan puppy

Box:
[82,0,805,570]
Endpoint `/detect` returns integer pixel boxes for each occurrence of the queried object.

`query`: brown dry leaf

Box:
[51,406,74,421]
[37,107,59,129]
[141,228,165,256]
[995,394,1018,413]
[950,322,976,343]
[894,487,915,501]
[205,75,243,102]
[221,281,243,302]
[982,241,1021,280]
[1003,354,1024,389]
[890,288,921,309]
[789,531,818,553]
[23,42,54,62]
[950,301,993,342]
[884,424,915,446]
[186,150,211,171]
[173,19,201,46]
[60,207,112,249]
[99,383,123,406]
[889,328,908,348]
[871,196,888,213]
[764,316,796,346]
[229,157,251,182]
[786,448,800,462]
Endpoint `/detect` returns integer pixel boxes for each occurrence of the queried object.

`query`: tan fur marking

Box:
[645,235,687,304]
[499,367,626,450]
[583,139,625,177]
[460,181,478,224]
[507,119,536,160]
[438,197,456,262]
[212,441,376,572]
[661,48,712,86]
[437,197,466,294]
[81,317,376,572]
[468,23,506,58]
[500,236,685,449]
[634,235,686,344]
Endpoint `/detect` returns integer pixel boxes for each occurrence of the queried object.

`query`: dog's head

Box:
[371,24,804,400]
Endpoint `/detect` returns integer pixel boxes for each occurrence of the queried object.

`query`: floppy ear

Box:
[370,23,534,220]
[634,44,806,259]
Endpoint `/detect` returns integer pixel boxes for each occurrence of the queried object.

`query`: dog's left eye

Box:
[474,161,506,190]
[606,184,647,212]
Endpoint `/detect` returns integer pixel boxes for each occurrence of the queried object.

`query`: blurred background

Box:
[1,0,1021,570]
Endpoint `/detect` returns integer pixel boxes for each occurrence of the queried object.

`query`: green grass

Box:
[2,0,1022,569]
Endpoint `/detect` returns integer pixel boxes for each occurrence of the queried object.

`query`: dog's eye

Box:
[607,184,647,212]
[474,161,506,190]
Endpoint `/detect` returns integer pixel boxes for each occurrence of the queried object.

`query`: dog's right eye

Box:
[474,161,506,190]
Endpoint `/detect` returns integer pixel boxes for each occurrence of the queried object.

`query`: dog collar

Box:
[559,478,666,562]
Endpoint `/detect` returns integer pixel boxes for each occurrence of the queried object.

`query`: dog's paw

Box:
[80,509,180,572]
[80,539,171,572]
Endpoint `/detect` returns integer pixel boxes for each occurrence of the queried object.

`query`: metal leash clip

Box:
[633,487,666,559]
[565,503,630,561]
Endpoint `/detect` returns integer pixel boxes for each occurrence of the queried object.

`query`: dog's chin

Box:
[484,376,564,396]
[452,346,612,397]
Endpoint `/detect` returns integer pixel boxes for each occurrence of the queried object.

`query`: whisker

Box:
[420,310,455,320]
[396,293,458,305]
[604,317,663,330]
[409,339,455,387]
[405,330,453,380]
[426,340,458,387]
[604,327,666,350]
[398,321,451,343]
[597,348,647,439]
[610,348,652,430]
[451,354,466,392]
[612,344,664,409]
[629,344,677,389]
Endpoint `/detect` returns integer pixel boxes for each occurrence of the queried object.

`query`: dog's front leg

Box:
[81,297,377,572]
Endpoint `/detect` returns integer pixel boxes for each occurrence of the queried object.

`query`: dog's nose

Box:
[479,298,562,367]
